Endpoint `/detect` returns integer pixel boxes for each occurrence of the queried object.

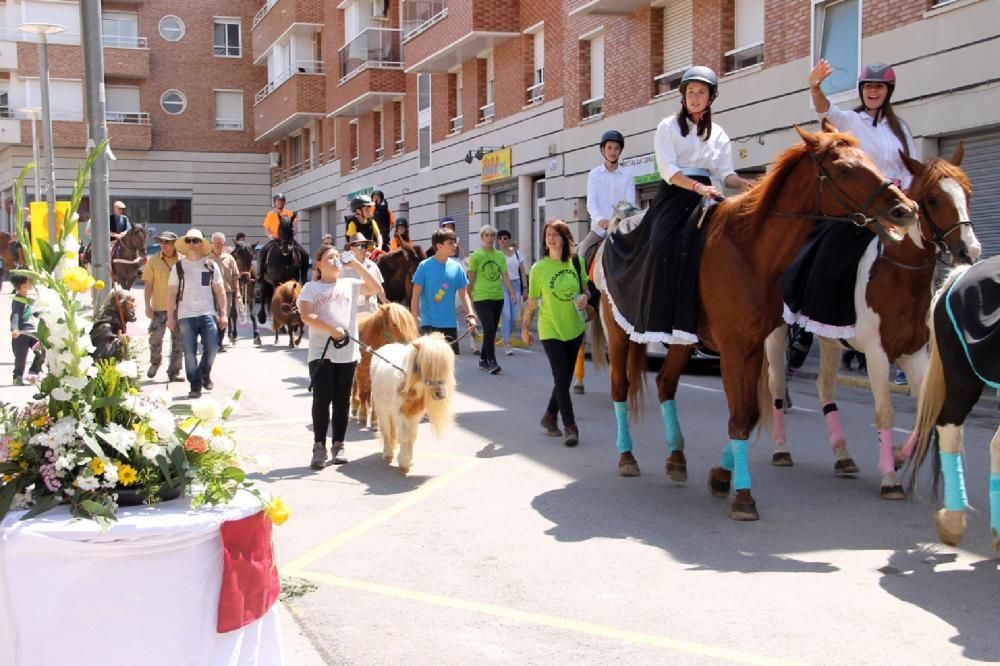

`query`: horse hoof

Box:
[771,451,794,467]
[618,452,640,477]
[936,509,966,547]
[708,467,731,498]
[383,455,394,463]
[730,490,759,521]
[880,484,906,500]
[665,451,687,482]
[992,529,999,552]
[834,458,859,476]
[399,465,410,475]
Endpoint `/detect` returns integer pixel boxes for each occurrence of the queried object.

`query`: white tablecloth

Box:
[0,492,283,666]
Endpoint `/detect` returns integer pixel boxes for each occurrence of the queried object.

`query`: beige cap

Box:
[113,200,126,209]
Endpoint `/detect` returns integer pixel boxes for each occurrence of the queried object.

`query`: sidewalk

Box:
[0,286,330,666]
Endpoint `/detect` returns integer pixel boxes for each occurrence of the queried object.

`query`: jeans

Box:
[177,314,219,391]
[473,299,504,364]
[501,277,521,343]
[309,360,357,444]
[541,334,585,428]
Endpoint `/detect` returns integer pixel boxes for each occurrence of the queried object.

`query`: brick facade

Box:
[251,0,324,63]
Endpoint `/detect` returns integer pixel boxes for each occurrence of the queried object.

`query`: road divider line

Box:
[283,458,484,571]
[289,572,805,666]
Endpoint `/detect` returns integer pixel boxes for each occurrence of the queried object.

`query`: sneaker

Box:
[217,345,227,353]
[310,442,327,469]
[12,375,24,386]
[147,364,159,379]
[479,360,491,372]
[202,378,214,391]
[540,411,562,437]
[893,371,907,386]
[489,362,502,375]
[504,344,514,356]
[187,389,202,399]
[564,425,579,447]
[168,374,185,383]
[329,442,348,465]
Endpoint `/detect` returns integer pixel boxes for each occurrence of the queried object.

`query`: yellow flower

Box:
[31,416,49,428]
[8,441,22,459]
[212,425,225,437]
[94,279,105,290]
[264,497,290,526]
[62,266,95,293]
[90,457,105,476]
[118,464,138,486]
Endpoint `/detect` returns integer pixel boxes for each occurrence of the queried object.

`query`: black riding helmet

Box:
[272,192,286,203]
[599,130,625,150]
[351,194,374,212]
[679,66,719,103]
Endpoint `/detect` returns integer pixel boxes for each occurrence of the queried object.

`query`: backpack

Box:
[174,259,215,309]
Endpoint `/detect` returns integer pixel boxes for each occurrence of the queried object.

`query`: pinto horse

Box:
[231,241,262,345]
[257,216,308,325]
[376,244,425,304]
[908,256,1000,550]
[591,121,918,521]
[351,302,420,427]
[764,146,981,499]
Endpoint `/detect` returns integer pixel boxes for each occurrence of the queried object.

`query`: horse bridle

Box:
[877,181,975,272]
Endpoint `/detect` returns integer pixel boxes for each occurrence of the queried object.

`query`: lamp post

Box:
[18,22,66,245]
[15,106,42,206]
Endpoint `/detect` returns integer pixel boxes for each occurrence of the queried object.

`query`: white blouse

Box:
[821,104,917,190]
[653,114,737,188]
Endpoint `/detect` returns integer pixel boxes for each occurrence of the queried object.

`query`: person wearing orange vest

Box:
[262,192,296,240]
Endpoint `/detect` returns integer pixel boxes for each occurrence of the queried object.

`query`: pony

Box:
[270,280,304,347]
[370,333,456,475]
[591,120,919,521]
[90,289,138,361]
[376,244,425,304]
[351,302,420,426]
[231,241,262,345]
[908,256,1000,550]
[0,230,26,280]
[764,146,980,499]
[257,216,308,324]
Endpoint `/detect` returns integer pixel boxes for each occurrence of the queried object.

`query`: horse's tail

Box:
[755,350,772,440]
[626,341,646,418]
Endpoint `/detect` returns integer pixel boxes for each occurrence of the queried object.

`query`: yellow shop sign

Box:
[480,148,511,184]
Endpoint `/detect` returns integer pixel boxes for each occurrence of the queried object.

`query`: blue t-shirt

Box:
[411,256,468,328]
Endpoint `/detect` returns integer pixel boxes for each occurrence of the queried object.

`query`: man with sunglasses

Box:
[339,233,386,314]
[141,231,184,382]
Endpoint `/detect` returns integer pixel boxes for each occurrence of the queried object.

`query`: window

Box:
[103,13,140,48]
[0,89,11,118]
[527,27,544,104]
[656,0,692,96]
[480,53,495,123]
[214,90,243,130]
[159,15,185,42]
[106,86,144,123]
[582,33,604,119]
[374,109,383,161]
[726,0,764,73]
[417,73,431,170]
[393,100,404,155]
[813,0,859,96]
[449,71,462,133]
[25,79,83,121]
[160,89,187,115]
[349,121,359,170]
[213,19,241,57]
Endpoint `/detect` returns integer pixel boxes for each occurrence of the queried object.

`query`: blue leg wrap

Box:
[990,474,1000,536]
[660,400,683,452]
[614,401,633,453]
[939,451,968,511]
[732,439,751,490]
[720,441,734,472]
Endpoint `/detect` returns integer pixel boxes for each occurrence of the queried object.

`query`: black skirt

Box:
[780,220,877,338]
[602,178,708,344]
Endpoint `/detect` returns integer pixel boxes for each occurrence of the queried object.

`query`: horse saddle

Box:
[942,257,1000,387]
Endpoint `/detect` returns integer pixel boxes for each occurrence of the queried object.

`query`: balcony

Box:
[393,138,405,156]
[0,40,18,71]
[525,81,544,106]
[568,0,651,16]
[449,115,463,134]
[581,96,603,121]
[251,0,324,64]
[653,68,684,98]
[106,116,152,150]
[103,35,148,49]
[107,111,150,125]
[402,0,519,73]
[478,102,494,125]
[339,28,402,83]
[103,37,150,79]
[253,67,325,142]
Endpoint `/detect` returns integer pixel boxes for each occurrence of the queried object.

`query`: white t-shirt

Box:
[821,104,917,190]
[297,278,362,363]
[505,250,523,282]
[167,257,223,319]
[339,258,384,314]
[653,114,737,188]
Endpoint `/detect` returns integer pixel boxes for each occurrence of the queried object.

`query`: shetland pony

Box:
[91,289,138,361]
[591,120,919,521]
[764,146,980,499]
[908,256,1000,550]
[351,302,420,426]
[371,333,456,475]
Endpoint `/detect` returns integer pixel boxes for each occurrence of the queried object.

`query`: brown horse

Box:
[0,230,25,279]
[231,241,262,345]
[109,224,147,290]
[376,244,425,305]
[351,302,420,427]
[592,121,918,521]
[765,146,980,499]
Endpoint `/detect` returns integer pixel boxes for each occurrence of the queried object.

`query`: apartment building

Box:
[256,0,1000,260]
[0,0,270,241]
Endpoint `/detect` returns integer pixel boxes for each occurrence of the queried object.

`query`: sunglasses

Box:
[186,238,202,244]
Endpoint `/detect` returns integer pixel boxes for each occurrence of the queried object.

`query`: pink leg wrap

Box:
[878,429,895,475]
[772,406,786,445]
[825,409,845,451]
[898,429,918,462]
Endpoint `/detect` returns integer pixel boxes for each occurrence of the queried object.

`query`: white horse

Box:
[371,333,456,475]
[765,148,980,499]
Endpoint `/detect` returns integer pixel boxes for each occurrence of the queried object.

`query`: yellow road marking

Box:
[287,571,806,666]
[237,434,473,460]
[282,458,484,571]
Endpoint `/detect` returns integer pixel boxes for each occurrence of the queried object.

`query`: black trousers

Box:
[12,335,42,377]
[420,326,459,354]
[473,299,504,363]
[541,334,585,427]
[309,360,357,444]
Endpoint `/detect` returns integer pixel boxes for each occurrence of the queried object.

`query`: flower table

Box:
[0,492,283,666]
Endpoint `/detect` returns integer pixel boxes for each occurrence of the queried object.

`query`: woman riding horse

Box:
[257,215,308,324]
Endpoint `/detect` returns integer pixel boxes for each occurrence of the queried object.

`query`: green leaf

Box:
[0,481,19,521]
[221,466,246,483]
[169,445,188,476]
[155,454,176,488]
[79,499,117,522]
[169,403,193,417]
[19,494,61,521]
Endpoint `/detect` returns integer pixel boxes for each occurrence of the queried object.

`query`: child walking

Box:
[10,274,43,385]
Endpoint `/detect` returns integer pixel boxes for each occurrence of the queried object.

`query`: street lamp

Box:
[15,106,42,206]
[18,22,66,245]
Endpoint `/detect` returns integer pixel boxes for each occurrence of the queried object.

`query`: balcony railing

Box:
[215,118,244,130]
[526,81,544,105]
[338,27,402,82]
[393,138,405,155]
[350,155,359,171]
[724,43,763,75]
[449,115,463,134]
[0,106,13,118]
[653,68,685,98]
[107,111,151,124]
[403,0,448,41]
[254,60,325,104]
[102,34,148,49]
[581,96,603,120]
[375,146,384,161]
[252,0,279,29]
[478,102,494,124]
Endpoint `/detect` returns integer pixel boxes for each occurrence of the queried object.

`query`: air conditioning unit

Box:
[269,152,281,167]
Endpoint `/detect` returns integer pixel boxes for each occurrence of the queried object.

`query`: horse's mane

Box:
[402,333,455,434]
[363,302,419,343]
[911,157,971,200]
[709,129,860,244]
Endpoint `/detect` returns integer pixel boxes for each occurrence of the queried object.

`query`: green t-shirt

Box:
[528,256,587,341]
[467,248,507,302]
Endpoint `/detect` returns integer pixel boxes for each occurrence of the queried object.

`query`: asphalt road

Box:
[4,286,999,664]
